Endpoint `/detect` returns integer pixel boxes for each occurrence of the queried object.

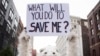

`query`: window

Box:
[9,9,14,19]
[13,25,16,31]
[4,1,8,9]
[91,29,94,35]
[13,17,18,31]
[2,0,8,9]
[8,9,14,24]
[2,37,8,48]
[93,49,96,56]
[2,0,5,5]
[74,25,76,28]
[14,17,18,27]
[97,35,100,42]
[90,19,93,25]
[84,22,88,28]
[96,14,99,20]
[6,24,11,33]
[0,14,4,25]
[99,47,100,56]
[91,38,95,45]
[0,9,4,15]
[98,24,100,30]
[12,32,15,37]
[74,19,76,22]
[71,19,73,22]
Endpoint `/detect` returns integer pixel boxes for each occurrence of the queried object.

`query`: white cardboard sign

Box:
[26,3,70,36]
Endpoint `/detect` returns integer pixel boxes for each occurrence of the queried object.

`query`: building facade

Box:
[56,36,67,56]
[87,1,100,56]
[14,18,24,56]
[0,0,23,56]
[56,16,90,56]
[81,19,90,56]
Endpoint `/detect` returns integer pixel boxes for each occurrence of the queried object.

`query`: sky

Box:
[13,0,99,52]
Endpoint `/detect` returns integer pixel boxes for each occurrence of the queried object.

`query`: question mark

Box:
[64,21,69,33]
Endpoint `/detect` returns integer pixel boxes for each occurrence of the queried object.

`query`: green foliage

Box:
[0,46,14,56]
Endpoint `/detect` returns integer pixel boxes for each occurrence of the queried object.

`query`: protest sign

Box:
[27,3,70,36]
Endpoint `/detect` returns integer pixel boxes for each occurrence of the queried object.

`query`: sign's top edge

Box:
[27,3,69,5]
